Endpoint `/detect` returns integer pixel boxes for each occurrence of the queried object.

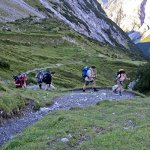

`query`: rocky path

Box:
[54,88,140,109]
[0,88,140,146]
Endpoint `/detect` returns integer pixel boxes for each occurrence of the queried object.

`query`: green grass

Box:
[2,97,150,150]
[0,89,60,117]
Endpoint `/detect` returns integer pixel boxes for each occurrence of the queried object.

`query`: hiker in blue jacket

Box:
[35,69,44,89]
[82,66,98,92]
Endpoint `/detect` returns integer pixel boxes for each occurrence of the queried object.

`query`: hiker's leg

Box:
[24,82,27,88]
[114,84,119,94]
[50,84,56,89]
[39,83,42,89]
[117,83,122,96]
[119,87,122,96]
[93,81,98,92]
[45,84,48,90]
[83,84,86,92]
[48,84,51,90]
[83,81,89,92]
[116,81,121,92]
[93,80,96,88]
[119,84,124,96]
[20,80,23,88]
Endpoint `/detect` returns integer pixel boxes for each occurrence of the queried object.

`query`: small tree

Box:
[134,61,150,93]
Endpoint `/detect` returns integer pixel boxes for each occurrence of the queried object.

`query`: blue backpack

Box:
[82,66,90,78]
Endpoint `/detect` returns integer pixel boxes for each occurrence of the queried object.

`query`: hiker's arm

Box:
[125,74,130,80]
[89,74,96,78]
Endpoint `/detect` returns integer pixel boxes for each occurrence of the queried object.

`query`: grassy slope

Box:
[2,97,150,150]
[0,17,144,114]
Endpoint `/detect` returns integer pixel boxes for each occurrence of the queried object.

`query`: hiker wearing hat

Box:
[113,69,130,96]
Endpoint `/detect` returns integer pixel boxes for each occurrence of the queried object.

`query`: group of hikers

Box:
[82,66,130,96]
[13,69,55,90]
[13,66,129,96]
[35,69,55,90]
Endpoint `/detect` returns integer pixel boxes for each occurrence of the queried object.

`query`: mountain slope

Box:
[0,0,45,22]
[100,0,150,43]
[0,0,142,56]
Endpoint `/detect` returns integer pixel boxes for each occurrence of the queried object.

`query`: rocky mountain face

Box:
[99,0,150,43]
[0,0,141,54]
[0,0,45,22]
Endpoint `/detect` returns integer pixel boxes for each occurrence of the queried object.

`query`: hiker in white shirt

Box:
[82,66,98,92]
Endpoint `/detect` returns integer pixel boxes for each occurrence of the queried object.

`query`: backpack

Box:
[82,66,90,78]
[42,72,51,83]
[114,71,121,81]
[13,75,22,81]
[37,72,44,81]
[13,75,19,81]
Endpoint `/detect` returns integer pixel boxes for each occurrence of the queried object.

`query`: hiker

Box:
[21,73,27,88]
[35,69,44,89]
[82,66,98,92]
[43,70,55,90]
[13,73,23,88]
[112,69,130,96]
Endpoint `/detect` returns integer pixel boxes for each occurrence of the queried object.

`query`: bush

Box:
[134,62,150,93]
[0,60,10,69]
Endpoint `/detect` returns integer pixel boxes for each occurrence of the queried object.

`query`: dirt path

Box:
[53,88,140,109]
[0,88,140,146]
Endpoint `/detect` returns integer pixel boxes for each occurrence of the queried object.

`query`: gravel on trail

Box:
[0,88,140,146]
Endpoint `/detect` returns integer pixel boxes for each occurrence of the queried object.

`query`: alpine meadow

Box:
[0,0,150,150]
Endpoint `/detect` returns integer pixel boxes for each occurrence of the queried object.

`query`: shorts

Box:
[117,80,123,86]
[85,80,94,86]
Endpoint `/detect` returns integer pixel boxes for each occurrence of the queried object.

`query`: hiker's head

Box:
[119,69,125,74]
[46,69,50,73]
[38,69,42,73]
[91,66,96,70]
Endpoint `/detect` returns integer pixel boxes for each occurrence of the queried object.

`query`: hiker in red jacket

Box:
[21,73,27,88]
[14,73,23,88]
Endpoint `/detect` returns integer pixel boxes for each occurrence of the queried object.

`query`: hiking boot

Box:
[94,88,98,92]
[114,93,119,96]
[39,84,42,89]
[113,89,118,94]
[119,92,122,96]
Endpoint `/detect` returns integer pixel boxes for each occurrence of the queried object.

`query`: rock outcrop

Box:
[99,0,150,43]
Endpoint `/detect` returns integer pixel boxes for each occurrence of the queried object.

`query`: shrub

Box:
[134,62,150,93]
[0,60,10,69]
